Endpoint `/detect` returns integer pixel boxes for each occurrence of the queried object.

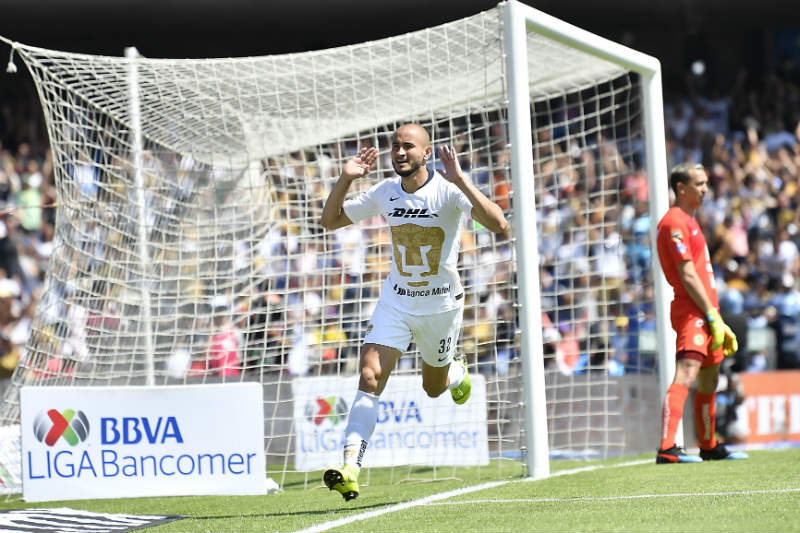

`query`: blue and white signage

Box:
[292,375,489,471]
[21,383,265,502]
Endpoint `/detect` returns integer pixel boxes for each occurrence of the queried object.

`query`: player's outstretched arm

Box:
[438,144,509,235]
[320,147,378,231]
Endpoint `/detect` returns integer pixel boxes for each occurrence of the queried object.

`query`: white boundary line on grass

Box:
[429,486,800,505]
[292,459,651,533]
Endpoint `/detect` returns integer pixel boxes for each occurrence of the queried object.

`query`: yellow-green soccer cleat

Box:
[323,464,360,501]
[450,356,471,405]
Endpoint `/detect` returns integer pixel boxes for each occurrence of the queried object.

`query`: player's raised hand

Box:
[343,147,378,180]
[437,144,465,184]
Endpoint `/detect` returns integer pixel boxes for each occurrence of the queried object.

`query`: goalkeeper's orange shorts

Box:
[672,312,724,368]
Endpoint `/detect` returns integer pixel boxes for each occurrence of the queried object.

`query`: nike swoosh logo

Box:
[692,229,699,236]
[390,196,400,201]
[437,356,447,362]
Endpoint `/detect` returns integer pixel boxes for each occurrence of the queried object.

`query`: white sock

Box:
[447,359,466,390]
[342,389,379,469]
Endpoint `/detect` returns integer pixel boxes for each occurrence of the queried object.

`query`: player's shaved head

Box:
[391,123,432,178]
[394,123,430,147]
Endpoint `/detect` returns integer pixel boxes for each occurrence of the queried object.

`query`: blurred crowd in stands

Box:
[0,87,54,379]
[669,68,800,375]
[1,59,800,419]
[536,67,800,382]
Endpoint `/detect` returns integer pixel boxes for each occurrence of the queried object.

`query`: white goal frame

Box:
[0,1,675,492]
[503,0,672,478]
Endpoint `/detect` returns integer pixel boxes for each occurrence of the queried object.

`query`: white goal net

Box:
[0,2,664,492]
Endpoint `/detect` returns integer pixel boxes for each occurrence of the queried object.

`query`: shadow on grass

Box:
[189,499,399,521]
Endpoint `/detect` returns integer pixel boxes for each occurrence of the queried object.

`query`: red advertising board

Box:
[738,371,800,443]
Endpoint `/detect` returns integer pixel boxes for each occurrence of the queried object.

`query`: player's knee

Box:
[359,366,381,394]
[673,372,696,388]
[674,353,702,386]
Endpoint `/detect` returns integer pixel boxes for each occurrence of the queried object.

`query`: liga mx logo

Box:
[304,397,348,426]
[33,409,90,446]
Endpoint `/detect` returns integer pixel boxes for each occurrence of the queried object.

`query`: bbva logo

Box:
[33,409,90,447]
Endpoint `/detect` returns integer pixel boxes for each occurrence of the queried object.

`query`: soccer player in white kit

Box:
[319,123,509,500]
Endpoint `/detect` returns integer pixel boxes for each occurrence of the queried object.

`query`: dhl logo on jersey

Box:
[387,208,438,219]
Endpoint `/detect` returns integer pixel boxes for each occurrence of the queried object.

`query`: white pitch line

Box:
[429,487,800,505]
[292,459,651,533]
[293,479,508,533]
[534,459,652,479]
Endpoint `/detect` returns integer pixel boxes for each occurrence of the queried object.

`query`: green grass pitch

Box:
[1,447,797,532]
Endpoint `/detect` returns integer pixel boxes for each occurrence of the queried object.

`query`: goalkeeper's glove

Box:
[706,308,738,356]
[722,327,738,356]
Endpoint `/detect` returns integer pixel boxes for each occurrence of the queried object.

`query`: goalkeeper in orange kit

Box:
[655,163,748,463]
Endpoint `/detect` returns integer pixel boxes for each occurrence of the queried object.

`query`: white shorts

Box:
[363,301,464,367]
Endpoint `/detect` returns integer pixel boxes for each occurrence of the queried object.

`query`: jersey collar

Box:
[400,166,435,194]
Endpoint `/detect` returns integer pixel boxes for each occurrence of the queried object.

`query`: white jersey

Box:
[343,170,473,315]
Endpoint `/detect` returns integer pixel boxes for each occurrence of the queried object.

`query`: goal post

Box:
[502,0,549,480]
[503,0,673,478]
[125,45,156,387]
[0,0,672,495]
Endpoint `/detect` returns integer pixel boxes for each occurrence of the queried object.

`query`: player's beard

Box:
[393,158,423,177]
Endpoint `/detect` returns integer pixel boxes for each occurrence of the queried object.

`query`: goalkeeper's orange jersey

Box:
[656,206,719,318]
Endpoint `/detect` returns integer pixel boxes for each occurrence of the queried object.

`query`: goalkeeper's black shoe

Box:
[323,464,360,501]
[699,442,749,461]
[656,445,703,464]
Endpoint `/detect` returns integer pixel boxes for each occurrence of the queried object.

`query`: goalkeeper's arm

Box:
[676,260,737,355]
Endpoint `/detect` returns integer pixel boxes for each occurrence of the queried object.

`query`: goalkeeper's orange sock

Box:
[694,391,717,451]
[659,383,688,450]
